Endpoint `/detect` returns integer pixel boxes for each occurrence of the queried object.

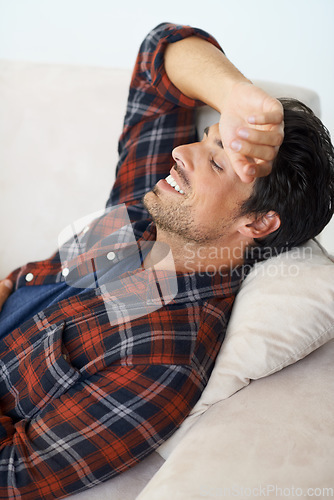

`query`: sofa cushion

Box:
[157,239,334,458]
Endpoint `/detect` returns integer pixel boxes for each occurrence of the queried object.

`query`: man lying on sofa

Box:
[0,22,333,499]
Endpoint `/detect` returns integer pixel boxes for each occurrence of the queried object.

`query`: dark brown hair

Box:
[240,98,334,251]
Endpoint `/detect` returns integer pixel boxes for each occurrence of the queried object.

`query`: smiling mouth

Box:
[165,174,185,194]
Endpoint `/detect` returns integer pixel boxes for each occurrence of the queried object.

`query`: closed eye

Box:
[210,158,224,172]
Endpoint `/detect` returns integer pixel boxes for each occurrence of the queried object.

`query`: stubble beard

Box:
[143,187,234,245]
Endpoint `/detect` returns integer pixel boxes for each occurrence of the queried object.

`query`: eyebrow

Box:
[204,126,224,149]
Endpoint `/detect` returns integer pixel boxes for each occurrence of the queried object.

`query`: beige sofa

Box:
[0,61,333,500]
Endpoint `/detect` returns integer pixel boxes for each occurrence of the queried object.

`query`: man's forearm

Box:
[164,33,284,182]
[164,36,251,113]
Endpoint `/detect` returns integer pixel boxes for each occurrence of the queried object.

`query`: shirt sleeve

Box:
[106,22,224,212]
[0,362,200,499]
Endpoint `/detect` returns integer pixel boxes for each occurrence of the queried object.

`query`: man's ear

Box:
[238,211,281,239]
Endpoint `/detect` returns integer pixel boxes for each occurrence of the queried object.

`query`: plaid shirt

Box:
[0,23,244,499]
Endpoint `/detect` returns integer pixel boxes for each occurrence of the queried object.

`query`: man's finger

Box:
[251,159,274,178]
[248,111,284,126]
[227,153,257,184]
[230,139,277,163]
[237,127,284,147]
[0,279,13,311]
[226,148,274,183]
[236,161,273,184]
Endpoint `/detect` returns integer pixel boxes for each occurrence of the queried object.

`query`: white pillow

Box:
[157,239,334,459]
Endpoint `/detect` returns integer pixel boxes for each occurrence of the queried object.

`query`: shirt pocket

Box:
[2,321,81,420]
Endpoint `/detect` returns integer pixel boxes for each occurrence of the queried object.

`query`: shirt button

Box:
[106,251,116,261]
[62,267,70,277]
[25,272,34,282]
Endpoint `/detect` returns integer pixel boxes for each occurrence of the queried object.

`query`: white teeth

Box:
[165,174,185,195]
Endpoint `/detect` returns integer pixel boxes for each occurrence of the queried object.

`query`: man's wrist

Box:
[215,79,253,115]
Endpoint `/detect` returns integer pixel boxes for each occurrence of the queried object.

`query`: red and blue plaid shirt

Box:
[0,23,245,499]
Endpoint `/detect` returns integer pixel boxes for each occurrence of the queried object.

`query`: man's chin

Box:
[143,189,158,215]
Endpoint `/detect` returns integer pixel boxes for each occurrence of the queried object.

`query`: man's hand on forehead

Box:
[164,34,284,183]
[219,82,284,183]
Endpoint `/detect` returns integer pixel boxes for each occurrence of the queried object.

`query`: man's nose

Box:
[172,142,203,171]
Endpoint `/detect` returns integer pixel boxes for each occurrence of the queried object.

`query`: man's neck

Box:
[143,229,248,273]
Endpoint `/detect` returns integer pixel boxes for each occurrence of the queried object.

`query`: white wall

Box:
[1,0,334,251]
